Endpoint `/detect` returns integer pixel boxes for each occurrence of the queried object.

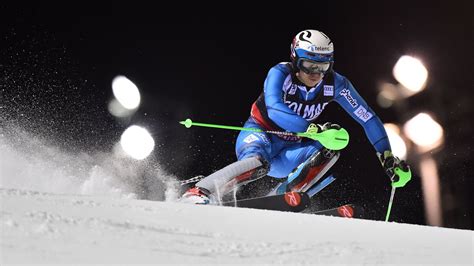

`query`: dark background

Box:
[1,3,472,229]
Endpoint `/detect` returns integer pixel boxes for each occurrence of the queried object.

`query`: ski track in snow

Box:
[1,188,472,265]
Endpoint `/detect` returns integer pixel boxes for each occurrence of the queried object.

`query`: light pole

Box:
[378,55,445,226]
[403,113,444,226]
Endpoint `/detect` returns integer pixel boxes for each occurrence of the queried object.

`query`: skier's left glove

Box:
[377,150,412,188]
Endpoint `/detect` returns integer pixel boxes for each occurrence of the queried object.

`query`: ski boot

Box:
[180,186,215,205]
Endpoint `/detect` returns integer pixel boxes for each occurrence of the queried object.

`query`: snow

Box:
[1,128,473,265]
[1,188,472,265]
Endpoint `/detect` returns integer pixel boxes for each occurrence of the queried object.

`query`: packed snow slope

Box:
[1,188,472,265]
[0,126,472,264]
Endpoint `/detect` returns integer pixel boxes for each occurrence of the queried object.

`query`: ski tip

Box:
[179,118,193,128]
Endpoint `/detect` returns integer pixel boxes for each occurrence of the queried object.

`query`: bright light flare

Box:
[403,113,444,152]
[108,98,135,118]
[393,55,428,93]
[384,123,407,160]
[120,126,155,160]
[112,75,141,110]
[377,83,399,108]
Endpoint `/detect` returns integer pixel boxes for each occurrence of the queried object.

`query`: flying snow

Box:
[0,125,177,202]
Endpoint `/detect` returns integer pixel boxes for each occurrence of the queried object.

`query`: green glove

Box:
[308,122,341,133]
[377,150,412,188]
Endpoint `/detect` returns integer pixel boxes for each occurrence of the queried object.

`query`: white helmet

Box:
[290,29,334,74]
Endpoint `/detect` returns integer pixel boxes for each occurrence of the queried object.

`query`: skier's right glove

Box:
[377,150,412,188]
[307,122,341,133]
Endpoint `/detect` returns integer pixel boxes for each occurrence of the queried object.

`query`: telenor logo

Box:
[284,192,301,207]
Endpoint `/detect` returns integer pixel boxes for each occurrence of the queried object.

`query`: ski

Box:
[221,192,311,212]
[306,174,336,197]
[311,204,362,218]
[180,175,206,186]
[220,191,361,218]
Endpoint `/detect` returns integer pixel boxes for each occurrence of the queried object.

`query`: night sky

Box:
[1,3,472,229]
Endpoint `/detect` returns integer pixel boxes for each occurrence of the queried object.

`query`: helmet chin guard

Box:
[290,29,334,73]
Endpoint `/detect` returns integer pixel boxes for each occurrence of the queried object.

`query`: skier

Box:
[180,29,411,204]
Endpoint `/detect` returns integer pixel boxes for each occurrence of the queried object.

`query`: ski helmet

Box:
[290,29,334,74]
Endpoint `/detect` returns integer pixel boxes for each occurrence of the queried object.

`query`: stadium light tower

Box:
[403,113,444,226]
[393,55,428,94]
[403,113,444,153]
[378,54,444,226]
[377,55,429,108]
[120,125,155,160]
[108,75,141,118]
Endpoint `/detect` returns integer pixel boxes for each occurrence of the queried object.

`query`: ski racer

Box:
[180,29,411,204]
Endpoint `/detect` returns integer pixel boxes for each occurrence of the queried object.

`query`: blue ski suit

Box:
[235,63,391,178]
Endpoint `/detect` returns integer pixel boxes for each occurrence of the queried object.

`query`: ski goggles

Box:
[297,59,331,74]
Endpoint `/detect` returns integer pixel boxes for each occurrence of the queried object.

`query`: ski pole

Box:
[385,167,411,221]
[179,118,349,151]
[385,185,396,222]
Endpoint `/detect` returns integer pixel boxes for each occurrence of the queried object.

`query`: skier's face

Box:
[297,70,323,87]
